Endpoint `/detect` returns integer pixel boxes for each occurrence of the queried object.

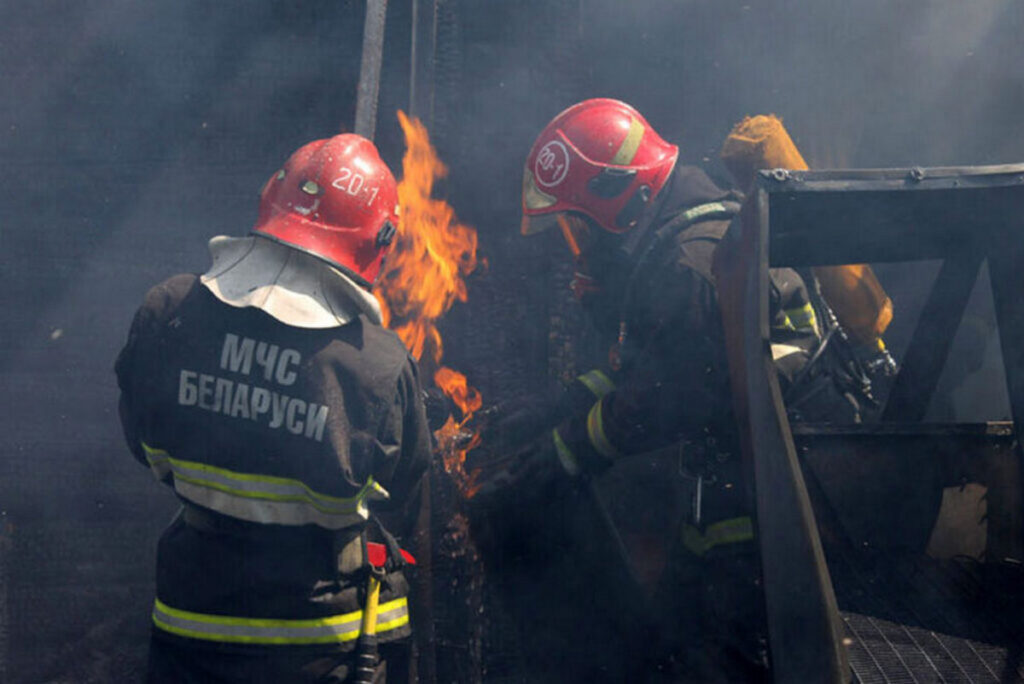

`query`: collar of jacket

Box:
[200,235,383,328]
[622,163,740,258]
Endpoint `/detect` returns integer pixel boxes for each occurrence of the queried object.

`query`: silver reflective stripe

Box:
[771,343,805,361]
[141,443,389,530]
[375,601,412,633]
[152,597,409,645]
[679,202,731,223]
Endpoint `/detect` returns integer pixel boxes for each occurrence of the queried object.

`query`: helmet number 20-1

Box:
[332,167,380,206]
[535,140,570,188]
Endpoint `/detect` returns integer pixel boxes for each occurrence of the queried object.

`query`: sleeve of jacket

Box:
[552,263,730,472]
[114,277,184,470]
[373,354,432,513]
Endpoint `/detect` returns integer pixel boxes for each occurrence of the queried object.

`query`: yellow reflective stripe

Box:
[141,442,387,527]
[576,370,615,399]
[682,517,755,556]
[155,597,360,628]
[785,303,818,333]
[170,471,363,516]
[141,442,380,510]
[774,311,796,332]
[709,516,754,545]
[552,428,581,477]
[152,597,409,645]
[142,443,172,480]
[678,202,730,223]
[152,617,356,645]
[611,116,645,165]
[586,400,621,460]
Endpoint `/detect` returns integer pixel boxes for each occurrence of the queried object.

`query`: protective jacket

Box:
[552,166,817,487]
[115,272,430,654]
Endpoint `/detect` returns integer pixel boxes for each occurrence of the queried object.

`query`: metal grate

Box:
[830,551,1024,683]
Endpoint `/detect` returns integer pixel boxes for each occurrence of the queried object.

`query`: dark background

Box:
[2,1,1022,680]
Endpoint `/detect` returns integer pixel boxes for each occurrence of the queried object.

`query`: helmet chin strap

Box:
[620,161,678,259]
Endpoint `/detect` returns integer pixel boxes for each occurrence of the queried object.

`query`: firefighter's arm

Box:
[114,302,158,468]
[371,355,432,513]
[466,366,619,458]
[550,278,728,474]
[114,278,186,474]
[548,374,725,477]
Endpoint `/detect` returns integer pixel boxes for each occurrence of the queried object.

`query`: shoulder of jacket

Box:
[141,273,200,318]
[354,317,423,375]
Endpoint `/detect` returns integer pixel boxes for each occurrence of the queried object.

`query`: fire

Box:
[434,366,483,417]
[377,111,482,492]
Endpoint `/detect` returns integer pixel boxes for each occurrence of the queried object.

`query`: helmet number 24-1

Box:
[332,167,379,206]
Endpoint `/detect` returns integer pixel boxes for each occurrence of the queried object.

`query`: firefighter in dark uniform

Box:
[115,134,431,683]
[470,99,822,681]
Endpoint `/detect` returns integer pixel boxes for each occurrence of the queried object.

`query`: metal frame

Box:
[717,163,1024,683]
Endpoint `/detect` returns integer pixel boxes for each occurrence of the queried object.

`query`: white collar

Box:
[200,236,382,329]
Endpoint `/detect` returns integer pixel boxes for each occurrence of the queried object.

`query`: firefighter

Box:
[115,134,431,683]
[469,99,828,681]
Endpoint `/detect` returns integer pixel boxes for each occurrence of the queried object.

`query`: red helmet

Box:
[253,134,400,287]
[522,98,679,236]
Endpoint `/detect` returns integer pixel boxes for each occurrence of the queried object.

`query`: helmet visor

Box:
[521,167,560,235]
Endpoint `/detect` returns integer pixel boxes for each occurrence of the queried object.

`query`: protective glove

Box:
[468,428,581,510]
[464,392,569,457]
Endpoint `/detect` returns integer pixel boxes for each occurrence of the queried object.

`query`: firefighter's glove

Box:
[468,429,580,510]
[464,393,568,457]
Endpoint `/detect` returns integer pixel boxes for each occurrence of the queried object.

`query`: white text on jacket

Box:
[177,333,329,442]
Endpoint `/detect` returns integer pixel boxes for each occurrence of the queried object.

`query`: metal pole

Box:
[408,0,438,125]
[354,0,388,140]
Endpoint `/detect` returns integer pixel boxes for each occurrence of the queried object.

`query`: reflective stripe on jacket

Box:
[152,596,410,645]
[142,443,389,529]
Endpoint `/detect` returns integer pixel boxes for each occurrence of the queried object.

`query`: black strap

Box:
[616,201,741,363]
[369,513,408,572]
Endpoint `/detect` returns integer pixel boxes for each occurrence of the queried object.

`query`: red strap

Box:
[366,541,416,569]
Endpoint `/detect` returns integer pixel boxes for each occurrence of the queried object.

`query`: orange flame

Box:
[378,111,478,363]
[377,111,482,493]
[434,366,483,417]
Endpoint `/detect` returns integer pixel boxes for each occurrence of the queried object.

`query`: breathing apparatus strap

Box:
[616,201,742,364]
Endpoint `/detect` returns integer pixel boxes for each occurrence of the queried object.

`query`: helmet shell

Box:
[522,98,679,235]
[253,134,400,287]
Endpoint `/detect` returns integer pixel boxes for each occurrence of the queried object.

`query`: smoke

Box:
[2,0,1023,679]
